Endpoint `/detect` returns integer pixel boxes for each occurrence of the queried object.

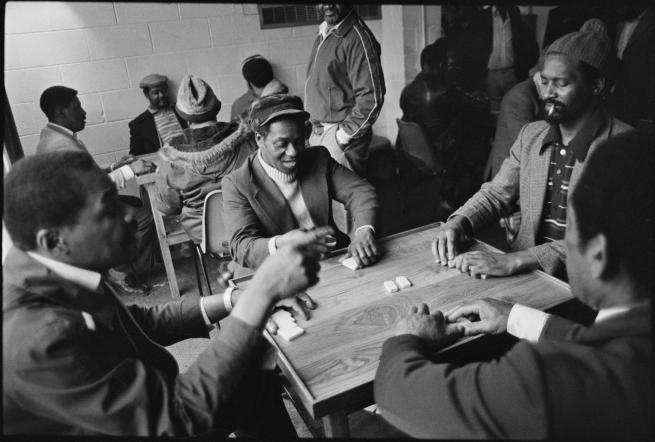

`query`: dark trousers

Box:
[115,194,158,276]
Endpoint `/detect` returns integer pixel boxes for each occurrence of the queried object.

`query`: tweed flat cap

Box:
[546,30,611,77]
[175,74,221,123]
[139,74,168,89]
[249,94,309,130]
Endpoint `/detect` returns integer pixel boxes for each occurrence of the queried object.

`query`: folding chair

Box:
[193,189,231,298]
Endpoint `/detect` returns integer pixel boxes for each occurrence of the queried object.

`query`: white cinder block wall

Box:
[4,2,384,166]
[5,2,552,166]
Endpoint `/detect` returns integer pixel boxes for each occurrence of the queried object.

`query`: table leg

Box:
[323,411,350,438]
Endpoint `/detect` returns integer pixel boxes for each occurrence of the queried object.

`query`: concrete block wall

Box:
[5,2,383,165]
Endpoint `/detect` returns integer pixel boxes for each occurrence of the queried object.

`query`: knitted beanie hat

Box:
[175,74,221,123]
[546,30,611,77]
[579,18,610,42]
[241,55,274,88]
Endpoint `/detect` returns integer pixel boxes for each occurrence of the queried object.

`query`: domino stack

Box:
[271,310,305,342]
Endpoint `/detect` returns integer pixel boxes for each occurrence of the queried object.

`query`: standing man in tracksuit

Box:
[305,4,386,180]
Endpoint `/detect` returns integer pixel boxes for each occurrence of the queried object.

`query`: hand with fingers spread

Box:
[344,226,379,268]
[395,303,465,350]
[431,216,472,266]
[276,226,337,257]
[266,292,318,334]
[231,244,321,329]
[445,298,514,336]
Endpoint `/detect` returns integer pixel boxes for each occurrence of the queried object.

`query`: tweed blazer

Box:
[222,146,378,269]
[452,109,632,274]
[375,304,651,439]
[2,247,264,435]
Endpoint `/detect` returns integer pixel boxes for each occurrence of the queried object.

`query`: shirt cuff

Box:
[199,297,212,327]
[119,164,135,181]
[507,304,551,343]
[355,225,375,236]
[336,127,353,146]
[268,236,279,255]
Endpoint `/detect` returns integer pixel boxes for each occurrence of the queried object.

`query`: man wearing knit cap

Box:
[128,74,188,156]
[222,94,380,271]
[154,74,257,244]
[433,25,632,280]
[230,55,289,122]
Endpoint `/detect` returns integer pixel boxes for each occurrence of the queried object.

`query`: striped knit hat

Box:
[546,29,611,77]
[175,74,221,123]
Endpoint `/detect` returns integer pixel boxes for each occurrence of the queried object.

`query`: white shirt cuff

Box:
[507,304,550,343]
[355,225,375,236]
[336,127,352,146]
[199,297,212,327]
[108,165,135,190]
[268,236,279,255]
[119,164,135,181]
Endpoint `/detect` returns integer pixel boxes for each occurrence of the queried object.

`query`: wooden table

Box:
[233,222,572,437]
[135,154,191,299]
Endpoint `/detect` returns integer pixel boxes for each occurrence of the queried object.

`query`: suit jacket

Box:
[452,108,632,274]
[2,247,265,435]
[375,304,652,439]
[35,123,86,154]
[128,108,188,156]
[484,77,542,180]
[222,146,378,269]
[610,8,655,126]
[458,6,539,91]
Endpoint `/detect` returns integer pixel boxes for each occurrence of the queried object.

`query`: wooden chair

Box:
[194,190,231,297]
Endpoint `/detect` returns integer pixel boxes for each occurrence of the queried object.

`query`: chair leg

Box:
[192,244,204,297]
[198,248,213,297]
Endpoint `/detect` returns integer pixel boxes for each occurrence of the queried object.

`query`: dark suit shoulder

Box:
[129,110,153,127]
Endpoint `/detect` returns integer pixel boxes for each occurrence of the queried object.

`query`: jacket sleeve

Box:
[527,240,566,275]
[128,120,142,156]
[340,27,385,139]
[328,155,378,235]
[539,314,589,342]
[222,173,271,269]
[374,335,548,439]
[153,161,183,216]
[11,313,265,436]
[449,123,525,230]
[124,297,209,346]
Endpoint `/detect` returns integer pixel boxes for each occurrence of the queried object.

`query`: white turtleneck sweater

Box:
[258,150,316,254]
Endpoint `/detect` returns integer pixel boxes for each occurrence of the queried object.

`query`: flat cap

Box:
[248,94,309,129]
[139,74,168,89]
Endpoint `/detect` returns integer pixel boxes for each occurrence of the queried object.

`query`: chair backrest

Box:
[395,118,440,175]
[201,189,229,256]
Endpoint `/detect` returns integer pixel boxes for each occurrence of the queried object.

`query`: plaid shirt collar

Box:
[540,106,606,162]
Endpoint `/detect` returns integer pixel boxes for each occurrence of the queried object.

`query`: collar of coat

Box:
[329,8,359,38]
[540,106,607,162]
[159,121,252,173]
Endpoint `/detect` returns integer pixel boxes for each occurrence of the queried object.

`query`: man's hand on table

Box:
[452,250,517,278]
[344,226,379,268]
[231,242,321,329]
[129,158,157,176]
[266,292,318,334]
[276,226,337,257]
[395,303,465,350]
[445,298,514,336]
[431,216,472,266]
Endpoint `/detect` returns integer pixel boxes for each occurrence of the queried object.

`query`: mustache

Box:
[544,99,566,118]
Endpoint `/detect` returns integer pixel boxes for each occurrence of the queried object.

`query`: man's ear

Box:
[592,77,606,97]
[586,233,609,279]
[254,132,265,149]
[35,228,67,256]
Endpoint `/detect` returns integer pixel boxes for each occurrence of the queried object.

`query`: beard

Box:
[543,99,568,124]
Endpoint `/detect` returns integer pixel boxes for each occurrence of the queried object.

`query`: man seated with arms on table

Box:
[432,28,632,280]
[230,55,289,122]
[35,85,157,294]
[374,130,652,439]
[223,94,380,272]
[2,150,325,437]
[154,74,257,244]
[128,74,188,156]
